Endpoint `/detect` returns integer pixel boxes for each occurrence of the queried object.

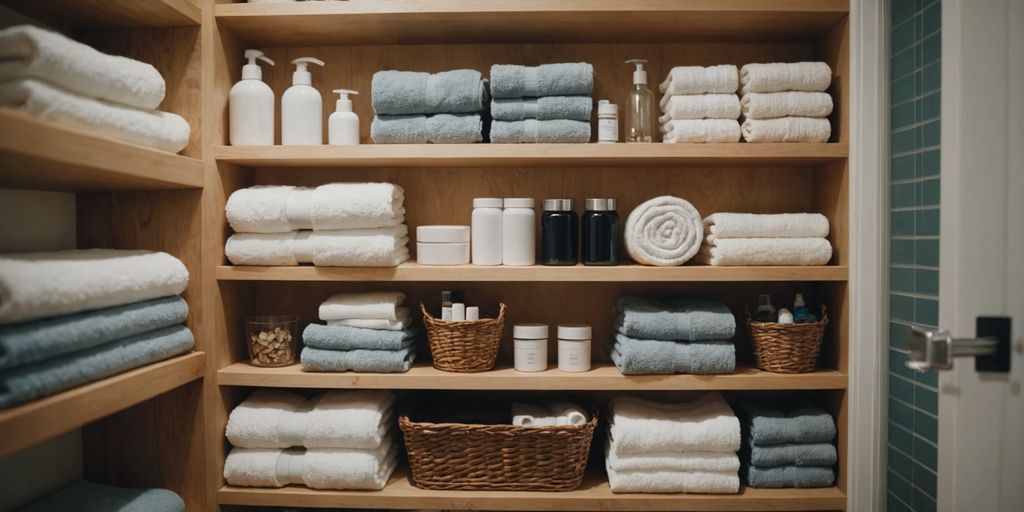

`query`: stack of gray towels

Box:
[370,69,487,144]
[740,400,837,488]
[490,62,593,143]
[301,291,416,373]
[608,297,736,375]
[21,481,183,512]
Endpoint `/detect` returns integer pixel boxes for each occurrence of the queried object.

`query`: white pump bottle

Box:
[229,49,275,146]
[328,89,360,145]
[282,56,325,145]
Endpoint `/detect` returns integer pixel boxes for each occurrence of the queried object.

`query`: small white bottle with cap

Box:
[514,324,549,372]
[229,49,275,146]
[472,198,503,266]
[502,198,535,266]
[328,89,360,145]
[558,324,592,373]
[597,100,619,143]
[281,56,325,145]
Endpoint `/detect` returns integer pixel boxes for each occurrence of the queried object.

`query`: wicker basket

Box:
[421,302,506,372]
[399,409,597,491]
[747,305,829,373]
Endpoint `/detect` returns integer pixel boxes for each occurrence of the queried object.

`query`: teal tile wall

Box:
[888,1,940,511]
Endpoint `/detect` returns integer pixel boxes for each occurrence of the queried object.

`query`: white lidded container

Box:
[229,49,275,146]
[502,198,535,266]
[514,323,549,372]
[417,225,470,265]
[472,197,503,265]
[597,99,619,143]
[558,324,592,372]
[281,57,325,145]
[328,89,360,145]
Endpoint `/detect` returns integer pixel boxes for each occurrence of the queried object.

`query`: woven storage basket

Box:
[421,302,506,372]
[747,305,829,373]
[399,409,597,491]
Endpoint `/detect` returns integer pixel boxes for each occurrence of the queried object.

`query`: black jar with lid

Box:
[582,198,619,265]
[540,199,578,266]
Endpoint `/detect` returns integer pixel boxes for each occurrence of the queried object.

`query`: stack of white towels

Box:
[606,393,741,494]
[696,213,833,266]
[657,65,741,143]
[0,25,190,153]
[301,292,417,373]
[739,62,833,143]
[224,389,397,491]
[225,183,409,267]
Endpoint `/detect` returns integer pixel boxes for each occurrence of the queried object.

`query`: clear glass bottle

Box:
[624,59,655,143]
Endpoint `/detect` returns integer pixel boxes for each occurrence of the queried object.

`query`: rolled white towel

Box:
[739,62,832,94]
[224,227,410,267]
[741,117,831,143]
[660,119,741,143]
[605,465,740,494]
[696,238,833,266]
[512,401,588,427]
[658,94,740,121]
[225,184,405,234]
[608,393,740,454]
[223,443,397,490]
[740,91,833,119]
[327,307,412,330]
[703,213,830,242]
[319,292,406,321]
[624,196,703,266]
[605,439,740,474]
[658,65,738,95]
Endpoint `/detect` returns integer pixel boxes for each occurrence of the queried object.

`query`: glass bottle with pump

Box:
[624,59,655,143]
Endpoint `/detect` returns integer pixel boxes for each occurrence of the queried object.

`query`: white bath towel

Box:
[696,238,833,266]
[226,390,309,448]
[0,249,188,325]
[703,213,830,242]
[739,62,832,94]
[658,94,740,122]
[608,393,740,454]
[740,91,833,119]
[225,231,309,266]
[327,307,412,330]
[512,401,588,427]
[319,292,407,321]
[624,196,703,266]
[658,65,738,95]
[311,183,406,231]
[223,443,396,490]
[226,186,310,234]
[606,441,740,474]
[0,25,165,110]
[0,79,189,153]
[741,117,831,143]
[660,119,741,143]
[605,465,740,494]
[224,227,410,267]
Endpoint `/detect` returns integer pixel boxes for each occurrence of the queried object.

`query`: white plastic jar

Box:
[558,324,592,372]
[513,323,549,372]
[471,198,503,265]
[502,198,535,266]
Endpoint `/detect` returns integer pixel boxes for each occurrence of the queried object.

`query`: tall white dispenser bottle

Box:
[229,49,275,146]
[281,56,325,145]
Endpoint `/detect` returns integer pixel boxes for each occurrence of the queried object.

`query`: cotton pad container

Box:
[417,225,470,265]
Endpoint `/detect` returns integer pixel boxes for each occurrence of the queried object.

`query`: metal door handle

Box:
[905,317,1011,373]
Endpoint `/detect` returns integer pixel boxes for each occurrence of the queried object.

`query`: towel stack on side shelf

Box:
[658,65,741,143]
[739,62,833,143]
[20,481,184,512]
[301,292,417,373]
[490,63,594,143]
[739,400,837,488]
[697,213,833,266]
[370,69,487,144]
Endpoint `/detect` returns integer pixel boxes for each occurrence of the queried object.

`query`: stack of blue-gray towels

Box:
[0,249,194,409]
[370,69,487,144]
[608,296,736,375]
[301,291,416,373]
[21,481,184,512]
[490,62,593,143]
[740,400,837,488]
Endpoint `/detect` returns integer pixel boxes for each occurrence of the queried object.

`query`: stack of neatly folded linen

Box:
[608,297,736,375]
[224,183,409,267]
[370,69,486,144]
[739,62,833,143]
[606,393,741,494]
[0,249,193,409]
[489,63,593,143]
[739,400,837,488]
[696,213,833,266]
[224,389,397,490]
[657,65,741,143]
[0,25,189,153]
[301,291,416,373]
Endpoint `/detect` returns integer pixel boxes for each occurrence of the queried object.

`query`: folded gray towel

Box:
[491,119,590,143]
[371,69,486,115]
[608,335,735,375]
[0,325,194,409]
[490,63,594,98]
[22,481,184,512]
[302,323,416,351]
[491,96,592,122]
[746,437,837,467]
[371,114,482,144]
[741,401,837,445]
[300,342,415,373]
[0,296,187,371]
[744,465,835,488]
[613,297,736,341]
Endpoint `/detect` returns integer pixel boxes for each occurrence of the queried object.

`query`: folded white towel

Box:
[226,390,310,448]
[0,79,189,153]
[605,465,740,494]
[658,94,740,121]
[741,117,831,143]
[0,25,165,110]
[223,443,396,490]
[740,91,833,119]
[0,249,188,325]
[703,213,830,242]
[660,119,741,143]
[624,196,703,266]
[606,444,740,474]
[609,393,740,454]
[696,238,833,266]
[319,292,406,321]
[226,184,406,234]
[327,307,412,330]
[224,231,309,266]
[512,401,588,427]
[224,227,410,267]
[658,65,738,95]
[225,186,309,234]
[739,62,832,94]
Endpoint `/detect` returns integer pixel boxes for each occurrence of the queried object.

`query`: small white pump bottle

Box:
[229,49,275,146]
[328,89,360,145]
[624,58,655,143]
[282,56,325,145]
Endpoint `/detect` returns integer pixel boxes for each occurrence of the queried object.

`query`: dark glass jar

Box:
[582,198,619,265]
[540,199,578,265]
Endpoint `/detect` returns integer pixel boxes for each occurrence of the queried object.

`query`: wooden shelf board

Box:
[214,143,848,168]
[5,0,200,28]
[0,111,204,192]
[0,352,205,458]
[215,0,849,46]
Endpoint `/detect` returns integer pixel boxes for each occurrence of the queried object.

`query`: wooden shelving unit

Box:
[5,0,200,28]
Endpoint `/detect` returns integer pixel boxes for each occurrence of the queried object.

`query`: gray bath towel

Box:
[744,465,835,488]
[608,334,735,375]
[490,63,594,98]
[303,323,416,351]
[0,296,187,371]
[300,342,415,373]
[613,296,736,341]
[22,481,184,512]
[491,96,593,122]
[741,401,837,445]
[371,114,482,144]
[491,119,590,143]
[746,437,837,467]
[371,69,486,115]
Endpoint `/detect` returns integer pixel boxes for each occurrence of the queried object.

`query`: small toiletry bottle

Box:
[229,49,275,146]
[558,324,592,372]
[328,89,359,145]
[502,198,536,266]
[541,199,578,266]
[793,293,809,323]
[471,198,503,266]
[624,59,655,143]
[440,290,464,319]
[451,303,466,321]
[281,57,325,145]
[754,294,776,322]
[466,306,480,321]
[777,308,795,324]
[581,198,620,265]
[597,100,619,143]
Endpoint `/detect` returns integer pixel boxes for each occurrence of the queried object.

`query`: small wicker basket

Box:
[746,305,829,373]
[421,302,506,372]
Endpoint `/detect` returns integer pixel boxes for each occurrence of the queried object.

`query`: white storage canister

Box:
[514,323,549,372]
[416,225,470,265]
[502,198,536,266]
[558,324,592,373]
[471,198,503,265]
